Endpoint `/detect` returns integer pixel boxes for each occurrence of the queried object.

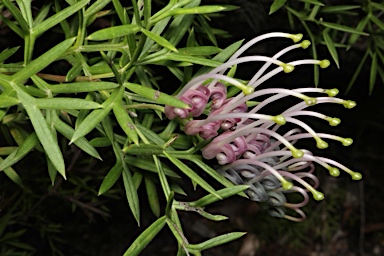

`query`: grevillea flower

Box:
[165,32,362,221]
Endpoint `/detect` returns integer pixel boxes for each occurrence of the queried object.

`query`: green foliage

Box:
[270,0,384,93]
[0,0,249,254]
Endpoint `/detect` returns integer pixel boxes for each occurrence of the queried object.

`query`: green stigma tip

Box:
[290,33,303,43]
[304,97,317,106]
[341,138,353,146]
[328,117,341,126]
[325,88,339,97]
[274,115,286,125]
[282,180,293,190]
[282,64,295,73]
[301,40,311,49]
[343,100,356,109]
[351,172,362,180]
[291,149,304,158]
[312,191,324,201]
[316,139,328,149]
[242,86,255,95]
[319,59,330,68]
[328,167,340,177]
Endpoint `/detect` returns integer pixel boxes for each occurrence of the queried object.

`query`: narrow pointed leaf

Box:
[347,16,369,48]
[16,88,66,178]
[0,47,20,63]
[33,0,89,36]
[346,49,369,93]
[323,31,339,68]
[186,232,246,251]
[124,82,189,108]
[70,86,123,143]
[164,151,221,199]
[113,102,139,145]
[369,53,377,95]
[34,98,102,109]
[320,21,369,35]
[124,155,180,178]
[53,115,101,159]
[87,24,140,40]
[49,81,119,93]
[123,216,166,256]
[0,132,38,171]
[0,157,23,187]
[12,38,76,83]
[98,161,122,195]
[2,0,29,32]
[0,95,20,108]
[141,28,178,52]
[177,46,221,55]
[320,5,360,13]
[269,0,286,15]
[122,161,140,224]
[145,177,161,217]
[190,185,249,207]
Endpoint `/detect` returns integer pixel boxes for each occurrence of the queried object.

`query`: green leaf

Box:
[84,0,111,20]
[145,177,161,217]
[299,0,324,5]
[196,15,217,46]
[124,82,189,108]
[33,0,89,36]
[189,185,249,207]
[320,21,369,36]
[0,157,24,187]
[87,24,140,41]
[320,5,360,13]
[346,49,369,93]
[177,46,221,55]
[372,2,384,12]
[2,0,29,32]
[16,88,66,178]
[164,151,221,199]
[124,156,180,178]
[347,16,369,48]
[33,3,52,26]
[122,161,140,224]
[142,52,222,67]
[34,98,102,109]
[49,81,119,93]
[70,86,123,143]
[113,103,139,145]
[370,15,384,31]
[141,28,178,52]
[151,5,237,22]
[98,161,122,195]
[123,216,166,256]
[66,62,83,82]
[195,39,243,76]
[369,52,377,95]
[186,232,246,251]
[11,38,76,83]
[269,0,286,15]
[0,132,38,172]
[52,114,101,159]
[0,47,20,63]
[0,95,20,108]
[323,30,339,68]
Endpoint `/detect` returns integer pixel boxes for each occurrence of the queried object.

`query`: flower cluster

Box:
[165,32,362,221]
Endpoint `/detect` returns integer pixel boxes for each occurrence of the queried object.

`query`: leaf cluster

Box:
[0,0,246,254]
